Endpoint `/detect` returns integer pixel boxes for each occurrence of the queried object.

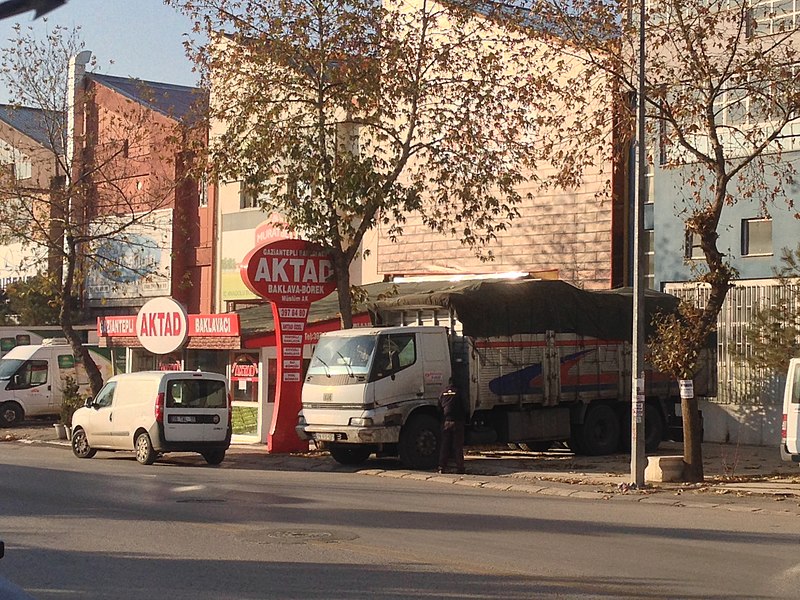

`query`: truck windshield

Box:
[309,336,376,377]
[0,358,23,380]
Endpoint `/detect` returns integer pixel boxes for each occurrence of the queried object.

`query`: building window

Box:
[685,231,704,260]
[198,174,208,208]
[239,183,258,209]
[644,230,655,289]
[752,0,799,35]
[742,218,773,256]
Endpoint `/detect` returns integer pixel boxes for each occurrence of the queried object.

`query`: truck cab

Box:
[298,326,451,468]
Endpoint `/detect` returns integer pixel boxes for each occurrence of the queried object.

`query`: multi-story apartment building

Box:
[0,104,66,285]
[74,69,212,317]
[648,1,800,445]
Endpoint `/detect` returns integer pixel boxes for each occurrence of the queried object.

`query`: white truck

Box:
[0,339,113,427]
[297,279,715,469]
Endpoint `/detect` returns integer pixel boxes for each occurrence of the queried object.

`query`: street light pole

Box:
[630,0,647,487]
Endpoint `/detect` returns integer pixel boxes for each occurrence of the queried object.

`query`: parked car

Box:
[71,371,231,465]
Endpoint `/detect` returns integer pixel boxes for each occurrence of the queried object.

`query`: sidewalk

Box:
[5,421,800,514]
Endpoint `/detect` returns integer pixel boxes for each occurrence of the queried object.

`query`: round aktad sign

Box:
[241,239,336,305]
[136,297,189,355]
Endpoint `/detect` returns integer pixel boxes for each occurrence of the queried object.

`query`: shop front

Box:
[96,302,270,444]
[96,295,372,448]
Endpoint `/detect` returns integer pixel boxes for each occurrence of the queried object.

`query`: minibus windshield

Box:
[0,359,23,380]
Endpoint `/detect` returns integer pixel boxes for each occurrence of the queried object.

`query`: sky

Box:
[0,0,200,98]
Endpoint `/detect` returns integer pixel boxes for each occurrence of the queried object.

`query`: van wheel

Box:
[329,445,372,465]
[71,427,96,459]
[399,414,440,470]
[202,449,226,465]
[0,402,22,427]
[135,432,157,465]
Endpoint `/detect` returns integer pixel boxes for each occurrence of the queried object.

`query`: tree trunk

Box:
[333,250,354,329]
[681,395,704,482]
[60,244,104,397]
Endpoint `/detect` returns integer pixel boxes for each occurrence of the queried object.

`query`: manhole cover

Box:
[239,529,358,545]
[176,498,226,503]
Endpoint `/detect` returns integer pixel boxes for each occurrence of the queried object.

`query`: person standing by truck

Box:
[438,379,466,474]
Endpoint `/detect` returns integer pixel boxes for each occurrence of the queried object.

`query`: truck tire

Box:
[399,414,440,470]
[644,403,665,453]
[519,441,552,452]
[619,403,666,453]
[580,404,620,456]
[0,402,22,427]
[329,444,372,465]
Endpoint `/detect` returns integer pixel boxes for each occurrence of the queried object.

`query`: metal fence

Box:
[664,279,798,407]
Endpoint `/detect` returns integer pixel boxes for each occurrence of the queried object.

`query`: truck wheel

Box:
[399,414,440,470]
[71,427,97,459]
[620,403,666,453]
[519,441,552,452]
[580,404,620,456]
[644,404,665,453]
[0,402,22,427]
[135,432,157,465]
[329,445,372,465]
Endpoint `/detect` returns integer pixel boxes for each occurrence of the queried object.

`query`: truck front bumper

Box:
[299,425,401,445]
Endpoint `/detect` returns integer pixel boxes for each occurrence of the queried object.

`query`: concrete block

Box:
[645,455,685,482]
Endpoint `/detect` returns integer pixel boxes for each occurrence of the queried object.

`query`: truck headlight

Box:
[348,417,374,427]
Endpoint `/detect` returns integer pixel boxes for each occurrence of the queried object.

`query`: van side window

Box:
[94,382,116,408]
[793,366,800,404]
[8,360,48,389]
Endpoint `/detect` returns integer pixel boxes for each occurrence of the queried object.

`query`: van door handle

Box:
[47,385,51,391]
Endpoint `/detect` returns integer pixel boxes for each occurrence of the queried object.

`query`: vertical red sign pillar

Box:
[241,239,336,453]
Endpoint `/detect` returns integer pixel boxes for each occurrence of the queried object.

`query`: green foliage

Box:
[169,0,606,325]
[743,245,800,373]
[59,374,85,425]
[4,275,61,325]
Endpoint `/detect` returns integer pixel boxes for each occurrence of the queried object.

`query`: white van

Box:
[70,371,232,465]
[781,358,800,464]
[0,340,113,427]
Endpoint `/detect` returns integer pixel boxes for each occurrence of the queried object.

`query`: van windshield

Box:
[0,359,24,380]
[166,379,227,409]
[309,335,376,377]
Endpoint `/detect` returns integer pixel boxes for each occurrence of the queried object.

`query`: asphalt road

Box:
[2,443,800,599]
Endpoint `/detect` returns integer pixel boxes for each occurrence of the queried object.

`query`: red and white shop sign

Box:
[136,297,189,355]
[97,315,137,336]
[101,313,239,338]
[240,239,336,454]
[240,239,336,305]
[188,314,240,337]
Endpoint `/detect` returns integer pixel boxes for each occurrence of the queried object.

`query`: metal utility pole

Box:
[630,0,647,487]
